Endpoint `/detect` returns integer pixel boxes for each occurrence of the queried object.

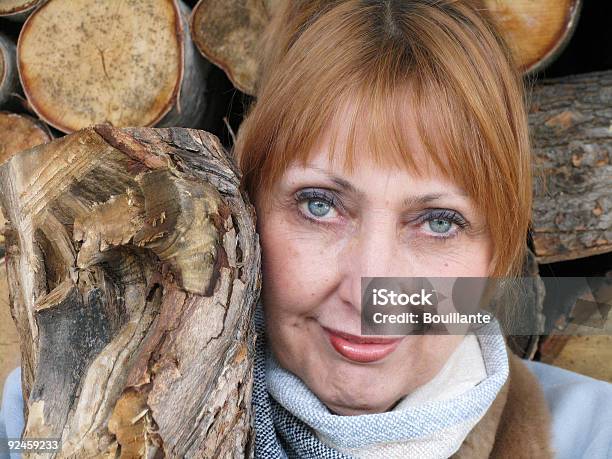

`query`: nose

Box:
[337,213,409,313]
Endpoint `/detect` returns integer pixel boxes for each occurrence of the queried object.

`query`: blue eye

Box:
[428,218,452,233]
[308,200,331,217]
[295,189,340,223]
[418,209,468,239]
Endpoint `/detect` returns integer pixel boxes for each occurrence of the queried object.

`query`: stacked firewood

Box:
[0,0,610,457]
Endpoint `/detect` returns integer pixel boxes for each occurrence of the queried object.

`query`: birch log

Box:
[529,70,612,264]
[0,33,19,108]
[0,126,260,457]
[17,0,211,134]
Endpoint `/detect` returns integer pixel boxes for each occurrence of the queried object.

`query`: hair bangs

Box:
[235,0,533,277]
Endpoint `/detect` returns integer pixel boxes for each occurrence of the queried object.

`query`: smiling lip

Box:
[322,326,404,363]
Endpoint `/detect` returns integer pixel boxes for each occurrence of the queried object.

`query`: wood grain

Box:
[0,126,260,457]
[18,0,210,133]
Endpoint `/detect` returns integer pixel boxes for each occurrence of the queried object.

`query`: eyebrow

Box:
[307,166,467,207]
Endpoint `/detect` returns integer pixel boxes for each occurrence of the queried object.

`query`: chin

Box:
[313,359,407,415]
[321,384,402,415]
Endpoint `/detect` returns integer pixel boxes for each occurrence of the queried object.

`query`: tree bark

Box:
[0,33,19,109]
[0,126,260,458]
[483,0,582,74]
[17,0,211,134]
[529,70,612,264]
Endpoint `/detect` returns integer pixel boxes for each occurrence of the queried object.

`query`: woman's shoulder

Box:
[522,359,612,459]
[3,362,611,457]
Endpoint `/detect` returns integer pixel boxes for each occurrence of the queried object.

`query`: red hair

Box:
[234,0,533,278]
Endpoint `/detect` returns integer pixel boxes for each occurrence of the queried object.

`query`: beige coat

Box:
[453,349,554,458]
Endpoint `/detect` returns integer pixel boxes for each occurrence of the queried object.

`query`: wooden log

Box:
[17,0,211,134]
[0,111,52,163]
[0,126,260,457]
[529,70,612,264]
[190,0,580,96]
[0,111,52,256]
[0,0,40,21]
[483,0,582,74]
[0,33,19,109]
[191,0,278,95]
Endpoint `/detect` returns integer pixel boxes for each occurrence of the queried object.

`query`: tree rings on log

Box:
[17,0,210,133]
[191,0,277,95]
[484,0,582,74]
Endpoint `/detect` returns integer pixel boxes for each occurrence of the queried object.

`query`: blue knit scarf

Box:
[252,302,509,458]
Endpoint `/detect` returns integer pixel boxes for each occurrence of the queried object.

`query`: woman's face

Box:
[255,110,493,416]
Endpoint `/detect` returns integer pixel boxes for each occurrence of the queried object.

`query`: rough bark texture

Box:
[0,32,19,109]
[529,70,612,263]
[17,0,210,134]
[0,126,260,458]
[483,0,582,74]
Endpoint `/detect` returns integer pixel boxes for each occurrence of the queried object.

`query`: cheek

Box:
[258,214,338,311]
[407,237,492,277]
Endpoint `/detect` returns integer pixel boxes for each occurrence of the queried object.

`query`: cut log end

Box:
[18,0,185,132]
[0,112,51,164]
[191,0,271,95]
[484,0,582,74]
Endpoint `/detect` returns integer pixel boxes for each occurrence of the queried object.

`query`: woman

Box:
[232,0,612,457]
[1,1,611,458]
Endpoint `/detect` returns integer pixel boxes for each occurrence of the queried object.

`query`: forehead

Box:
[289,91,448,184]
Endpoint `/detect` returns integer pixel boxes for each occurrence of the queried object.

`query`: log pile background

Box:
[0,0,610,456]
